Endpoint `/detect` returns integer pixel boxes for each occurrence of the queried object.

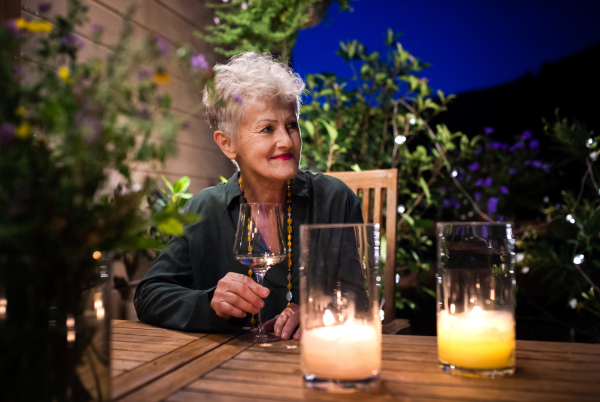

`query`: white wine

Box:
[236,255,285,274]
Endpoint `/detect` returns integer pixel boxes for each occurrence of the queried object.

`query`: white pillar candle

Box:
[301,321,381,380]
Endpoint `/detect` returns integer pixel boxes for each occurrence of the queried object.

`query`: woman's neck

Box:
[239,173,286,205]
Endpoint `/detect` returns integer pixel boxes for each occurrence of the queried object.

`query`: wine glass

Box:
[233,203,286,343]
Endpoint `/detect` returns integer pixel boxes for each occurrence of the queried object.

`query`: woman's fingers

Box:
[211,272,270,320]
[274,303,300,340]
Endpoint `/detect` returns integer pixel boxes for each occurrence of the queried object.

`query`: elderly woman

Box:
[135,52,361,340]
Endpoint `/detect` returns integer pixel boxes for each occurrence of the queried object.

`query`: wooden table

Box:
[111,320,600,401]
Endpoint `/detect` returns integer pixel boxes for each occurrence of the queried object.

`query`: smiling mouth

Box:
[271,153,293,161]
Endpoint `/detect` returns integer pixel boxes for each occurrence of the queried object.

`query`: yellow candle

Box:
[301,322,381,380]
[437,309,515,369]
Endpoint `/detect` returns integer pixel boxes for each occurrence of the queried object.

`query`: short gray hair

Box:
[203,52,305,138]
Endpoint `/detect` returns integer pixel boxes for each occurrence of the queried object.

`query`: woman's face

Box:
[232,100,301,185]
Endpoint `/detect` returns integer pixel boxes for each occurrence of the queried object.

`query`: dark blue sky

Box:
[293,0,600,95]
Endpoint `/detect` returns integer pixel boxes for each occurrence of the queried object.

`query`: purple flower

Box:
[454,202,461,210]
[474,147,482,155]
[241,1,248,9]
[61,34,84,50]
[213,17,220,25]
[6,19,20,36]
[154,34,171,55]
[138,69,151,80]
[475,178,483,187]
[91,23,104,35]
[0,123,16,145]
[520,130,532,140]
[138,108,151,120]
[484,127,494,134]
[509,141,524,152]
[191,54,210,71]
[529,139,539,150]
[500,186,509,194]
[508,167,517,175]
[443,199,454,208]
[474,192,482,201]
[490,141,507,150]
[234,93,243,104]
[38,2,52,12]
[487,197,499,214]
[484,177,493,187]
[497,215,504,222]
[529,160,544,168]
[468,162,480,171]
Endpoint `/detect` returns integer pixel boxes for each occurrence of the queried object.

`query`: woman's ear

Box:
[214,131,237,159]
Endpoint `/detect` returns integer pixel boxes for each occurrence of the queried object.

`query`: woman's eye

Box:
[261,126,274,133]
[287,122,299,130]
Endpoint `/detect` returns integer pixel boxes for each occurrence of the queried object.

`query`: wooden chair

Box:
[324,169,410,334]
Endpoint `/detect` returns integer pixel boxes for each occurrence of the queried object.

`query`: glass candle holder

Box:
[436,222,516,378]
[300,223,382,392]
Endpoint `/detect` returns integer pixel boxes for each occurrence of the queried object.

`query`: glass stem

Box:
[254,270,266,335]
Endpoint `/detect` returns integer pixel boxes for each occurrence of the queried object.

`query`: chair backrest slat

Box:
[324,169,398,324]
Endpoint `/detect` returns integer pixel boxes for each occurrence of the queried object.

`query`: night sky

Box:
[293,0,600,95]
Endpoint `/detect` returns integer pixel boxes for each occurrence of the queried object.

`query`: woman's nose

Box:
[276,126,293,148]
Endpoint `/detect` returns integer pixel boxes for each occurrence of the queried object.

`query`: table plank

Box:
[112,333,193,346]
[116,336,252,402]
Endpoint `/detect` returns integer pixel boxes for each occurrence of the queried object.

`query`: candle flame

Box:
[323,309,335,326]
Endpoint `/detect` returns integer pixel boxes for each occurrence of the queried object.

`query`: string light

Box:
[451,170,458,178]
[566,214,575,224]
[573,254,584,265]
[397,204,406,214]
[394,135,406,145]
[409,117,416,125]
[586,138,593,147]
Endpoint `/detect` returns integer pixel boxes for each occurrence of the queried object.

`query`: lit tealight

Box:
[93,251,102,260]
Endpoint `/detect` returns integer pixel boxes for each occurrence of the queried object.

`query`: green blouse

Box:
[134,169,362,332]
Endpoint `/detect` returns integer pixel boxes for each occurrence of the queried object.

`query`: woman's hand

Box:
[211,272,269,320]
[263,303,301,340]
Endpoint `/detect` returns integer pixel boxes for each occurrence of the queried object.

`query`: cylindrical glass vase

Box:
[436,222,516,378]
[300,223,382,392]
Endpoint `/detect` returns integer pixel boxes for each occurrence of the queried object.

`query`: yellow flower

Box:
[15,18,53,33]
[15,106,26,116]
[25,21,53,33]
[152,73,170,84]
[16,122,31,139]
[58,66,71,83]
[15,18,27,29]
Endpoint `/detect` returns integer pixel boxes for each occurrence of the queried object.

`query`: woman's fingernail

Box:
[281,332,288,339]
[275,330,281,336]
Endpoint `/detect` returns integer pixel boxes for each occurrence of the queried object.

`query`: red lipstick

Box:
[271,153,293,160]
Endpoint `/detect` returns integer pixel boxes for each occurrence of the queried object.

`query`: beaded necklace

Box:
[238,176,293,326]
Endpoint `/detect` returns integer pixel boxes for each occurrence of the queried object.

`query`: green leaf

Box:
[401,213,414,227]
[161,175,174,193]
[419,177,431,201]
[158,217,184,236]
[317,118,338,142]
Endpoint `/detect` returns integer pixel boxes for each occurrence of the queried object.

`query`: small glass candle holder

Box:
[300,223,382,392]
[436,222,516,378]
